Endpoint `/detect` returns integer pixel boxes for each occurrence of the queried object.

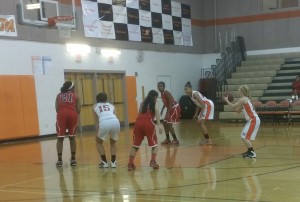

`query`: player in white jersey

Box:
[223,85,260,158]
[184,81,214,145]
[93,92,120,168]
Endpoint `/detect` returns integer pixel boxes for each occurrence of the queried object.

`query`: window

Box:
[263,0,299,11]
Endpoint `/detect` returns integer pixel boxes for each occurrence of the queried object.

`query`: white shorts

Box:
[98,118,120,141]
[241,117,260,140]
[199,100,214,120]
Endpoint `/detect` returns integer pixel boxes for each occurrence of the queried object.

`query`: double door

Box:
[64,72,126,131]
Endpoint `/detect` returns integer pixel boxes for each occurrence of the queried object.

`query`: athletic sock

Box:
[111,155,116,162]
[101,155,107,163]
[248,147,254,152]
[71,152,76,160]
[58,153,62,161]
[204,134,210,139]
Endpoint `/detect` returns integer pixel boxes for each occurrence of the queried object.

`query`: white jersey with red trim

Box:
[240,98,260,140]
[94,102,117,122]
[190,90,214,120]
[241,99,259,121]
[191,90,207,102]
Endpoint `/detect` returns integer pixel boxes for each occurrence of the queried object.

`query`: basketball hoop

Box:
[48,16,74,38]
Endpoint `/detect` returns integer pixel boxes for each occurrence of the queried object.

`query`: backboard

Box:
[17,0,76,28]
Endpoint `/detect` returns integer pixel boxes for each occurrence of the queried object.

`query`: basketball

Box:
[223,91,234,102]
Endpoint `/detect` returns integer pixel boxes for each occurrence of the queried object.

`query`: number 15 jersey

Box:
[94,102,117,122]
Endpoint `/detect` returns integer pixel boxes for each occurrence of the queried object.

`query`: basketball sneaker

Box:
[242,151,248,156]
[56,160,63,167]
[70,160,77,167]
[99,161,109,168]
[171,139,179,145]
[198,138,212,145]
[161,139,171,145]
[111,161,117,168]
[242,151,256,158]
[127,163,136,171]
[150,160,159,169]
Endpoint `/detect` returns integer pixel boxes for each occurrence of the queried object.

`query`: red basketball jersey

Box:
[292,81,300,91]
[133,103,157,147]
[137,103,155,120]
[57,91,78,112]
[161,90,177,108]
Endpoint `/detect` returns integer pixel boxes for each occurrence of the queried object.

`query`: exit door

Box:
[65,72,126,132]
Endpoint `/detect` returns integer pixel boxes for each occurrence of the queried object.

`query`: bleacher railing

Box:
[200,36,246,103]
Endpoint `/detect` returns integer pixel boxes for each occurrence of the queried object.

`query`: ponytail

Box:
[60,81,74,93]
[140,90,158,113]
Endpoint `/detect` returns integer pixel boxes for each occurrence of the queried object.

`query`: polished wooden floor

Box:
[1,120,300,202]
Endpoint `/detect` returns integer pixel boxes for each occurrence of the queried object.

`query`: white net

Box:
[53,16,74,38]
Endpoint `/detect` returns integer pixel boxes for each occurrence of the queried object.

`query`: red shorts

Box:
[56,110,79,137]
[164,104,181,123]
[132,118,158,147]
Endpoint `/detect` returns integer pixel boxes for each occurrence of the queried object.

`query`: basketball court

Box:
[1,120,300,201]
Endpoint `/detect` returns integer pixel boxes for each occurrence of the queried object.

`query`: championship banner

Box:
[0,15,18,37]
[126,0,138,9]
[171,1,181,17]
[128,24,141,41]
[152,28,164,44]
[173,30,183,45]
[150,0,162,13]
[81,0,192,46]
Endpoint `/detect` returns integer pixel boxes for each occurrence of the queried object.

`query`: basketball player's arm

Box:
[165,91,173,116]
[155,102,163,134]
[160,105,166,116]
[193,92,205,117]
[223,96,244,111]
[55,95,59,113]
[194,107,200,118]
[76,97,81,113]
[113,105,117,115]
[93,104,99,131]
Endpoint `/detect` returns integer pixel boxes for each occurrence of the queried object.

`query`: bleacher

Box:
[198,36,300,123]
[219,53,300,122]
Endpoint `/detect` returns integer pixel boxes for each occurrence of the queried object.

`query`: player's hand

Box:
[222,95,228,102]
[157,125,163,134]
[197,118,203,123]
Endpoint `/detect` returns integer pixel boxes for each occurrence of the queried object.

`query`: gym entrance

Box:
[64,71,127,132]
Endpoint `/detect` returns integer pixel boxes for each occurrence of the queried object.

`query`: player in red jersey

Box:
[157,81,181,145]
[291,75,300,100]
[55,81,81,167]
[128,90,163,171]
